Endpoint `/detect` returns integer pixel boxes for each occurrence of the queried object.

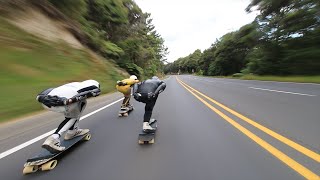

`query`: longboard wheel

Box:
[23,165,39,175]
[149,139,155,144]
[41,160,57,171]
[118,113,122,117]
[83,133,91,141]
[123,113,128,117]
[138,139,154,144]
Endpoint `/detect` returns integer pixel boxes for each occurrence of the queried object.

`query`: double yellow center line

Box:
[177,77,320,180]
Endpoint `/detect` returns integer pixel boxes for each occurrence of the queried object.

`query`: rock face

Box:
[0,0,89,49]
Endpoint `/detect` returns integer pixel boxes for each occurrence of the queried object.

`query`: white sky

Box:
[134,0,258,62]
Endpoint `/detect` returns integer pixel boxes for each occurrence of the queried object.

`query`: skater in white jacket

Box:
[36,80,100,153]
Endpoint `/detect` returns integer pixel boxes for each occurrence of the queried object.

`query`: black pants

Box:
[144,97,157,122]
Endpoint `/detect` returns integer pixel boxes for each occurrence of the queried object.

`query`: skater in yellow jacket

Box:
[116,75,139,116]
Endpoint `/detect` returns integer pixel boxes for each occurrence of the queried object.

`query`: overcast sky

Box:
[134,0,258,62]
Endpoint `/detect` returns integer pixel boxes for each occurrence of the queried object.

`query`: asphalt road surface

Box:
[0,75,319,180]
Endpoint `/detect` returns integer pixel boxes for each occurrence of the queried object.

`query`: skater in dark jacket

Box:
[133,76,166,132]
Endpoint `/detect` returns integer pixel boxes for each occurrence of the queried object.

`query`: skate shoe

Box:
[64,129,89,140]
[127,104,133,111]
[42,136,65,153]
[143,122,156,133]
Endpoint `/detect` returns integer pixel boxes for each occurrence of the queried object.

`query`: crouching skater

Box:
[36,80,100,153]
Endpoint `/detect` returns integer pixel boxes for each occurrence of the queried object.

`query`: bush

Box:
[121,63,144,78]
[232,73,244,77]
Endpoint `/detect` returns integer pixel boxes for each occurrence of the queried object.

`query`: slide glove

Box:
[133,92,142,101]
[39,95,66,108]
[117,81,127,86]
[147,92,156,99]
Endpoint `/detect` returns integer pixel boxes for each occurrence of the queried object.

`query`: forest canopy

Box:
[164,0,320,76]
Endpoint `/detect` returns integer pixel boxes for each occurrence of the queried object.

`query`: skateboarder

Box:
[116,75,139,114]
[133,76,166,132]
[36,80,101,153]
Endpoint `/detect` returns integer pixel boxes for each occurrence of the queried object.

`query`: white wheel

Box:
[23,165,39,175]
[41,160,57,171]
[83,133,91,141]
[118,113,122,117]
[123,113,128,117]
[138,140,144,144]
[149,139,155,144]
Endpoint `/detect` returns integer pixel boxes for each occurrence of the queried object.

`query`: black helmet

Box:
[152,76,159,80]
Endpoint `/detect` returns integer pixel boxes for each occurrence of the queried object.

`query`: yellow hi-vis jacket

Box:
[116,78,139,94]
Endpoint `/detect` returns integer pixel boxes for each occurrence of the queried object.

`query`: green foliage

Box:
[246,43,283,75]
[101,41,124,58]
[232,73,244,77]
[49,0,87,20]
[121,62,144,78]
[87,0,128,25]
[166,0,320,77]
[48,0,167,78]
[244,0,320,75]
[208,61,219,76]
[198,45,216,75]
[164,49,201,74]
[281,46,320,75]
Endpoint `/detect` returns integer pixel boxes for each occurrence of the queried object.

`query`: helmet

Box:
[130,75,138,80]
[152,76,159,80]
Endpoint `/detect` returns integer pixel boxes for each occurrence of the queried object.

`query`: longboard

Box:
[138,119,157,144]
[118,106,133,117]
[22,132,91,175]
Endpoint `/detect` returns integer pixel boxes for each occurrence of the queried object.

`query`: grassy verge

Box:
[0,17,126,123]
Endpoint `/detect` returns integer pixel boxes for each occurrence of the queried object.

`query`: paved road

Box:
[0,75,319,180]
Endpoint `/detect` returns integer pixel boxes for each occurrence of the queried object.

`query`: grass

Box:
[0,17,126,122]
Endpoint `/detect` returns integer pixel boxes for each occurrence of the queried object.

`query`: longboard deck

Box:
[23,132,90,174]
[118,107,133,117]
[138,119,157,144]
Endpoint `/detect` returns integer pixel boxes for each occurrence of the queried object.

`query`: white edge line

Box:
[249,87,316,97]
[243,79,320,86]
[0,98,124,160]
[191,75,320,86]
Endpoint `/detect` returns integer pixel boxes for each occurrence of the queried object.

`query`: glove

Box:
[41,95,66,108]
[117,81,127,86]
[147,92,155,99]
[133,93,141,100]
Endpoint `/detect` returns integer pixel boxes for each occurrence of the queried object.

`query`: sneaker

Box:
[42,136,65,153]
[64,129,89,140]
[143,122,156,133]
[127,104,133,111]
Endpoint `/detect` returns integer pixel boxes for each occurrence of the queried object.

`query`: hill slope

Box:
[0,6,127,122]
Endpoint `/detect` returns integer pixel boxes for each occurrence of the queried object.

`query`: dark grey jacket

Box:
[133,78,166,102]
